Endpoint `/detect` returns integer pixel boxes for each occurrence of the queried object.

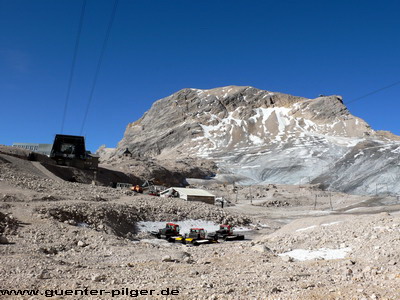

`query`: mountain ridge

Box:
[99,86,400,195]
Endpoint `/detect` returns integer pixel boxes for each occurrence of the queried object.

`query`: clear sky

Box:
[1,0,399,152]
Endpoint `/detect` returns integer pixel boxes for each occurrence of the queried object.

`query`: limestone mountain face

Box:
[102,86,400,195]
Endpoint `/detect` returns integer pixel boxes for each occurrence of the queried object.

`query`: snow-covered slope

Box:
[103,86,400,195]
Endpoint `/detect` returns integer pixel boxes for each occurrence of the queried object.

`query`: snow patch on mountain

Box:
[103,86,400,195]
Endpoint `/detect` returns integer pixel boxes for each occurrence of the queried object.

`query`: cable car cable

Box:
[79,0,119,135]
[346,79,400,105]
[60,0,87,133]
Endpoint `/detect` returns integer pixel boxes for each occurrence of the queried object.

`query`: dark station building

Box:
[50,134,99,170]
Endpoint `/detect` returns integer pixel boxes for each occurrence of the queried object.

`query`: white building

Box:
[160,187,215,205]
[12,143,53,156]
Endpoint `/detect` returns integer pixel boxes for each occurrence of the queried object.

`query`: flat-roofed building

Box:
[12,143,53,156]
[160,187,215,205]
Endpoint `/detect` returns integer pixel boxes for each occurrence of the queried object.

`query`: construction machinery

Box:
[142,180,159,196]
[151,223,182,242]
[208,225,245,241]
[128,180,161,195]
[50,134,98,170]
[178,228,218,246]
[131,185,143,193]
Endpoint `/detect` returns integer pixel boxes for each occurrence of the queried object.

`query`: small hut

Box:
[122,148,132,158]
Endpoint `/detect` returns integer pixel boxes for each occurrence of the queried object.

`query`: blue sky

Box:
[1,0,399,151]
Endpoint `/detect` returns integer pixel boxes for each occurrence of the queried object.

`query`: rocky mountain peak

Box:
[99,86,400,195]
[113,86,367,158]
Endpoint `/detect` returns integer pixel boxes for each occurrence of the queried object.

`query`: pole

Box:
[314,195,317,210]
[249,186,253,205]
[92,170,97,186]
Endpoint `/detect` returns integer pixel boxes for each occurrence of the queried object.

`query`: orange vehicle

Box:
[131,185,143,193]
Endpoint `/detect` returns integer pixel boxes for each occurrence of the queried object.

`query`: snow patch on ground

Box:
[324,136,364,148]
[249,134,263,145]
[296,225,317,232]
[274,107,291,133]
[279,247,352,261]
[321,221,342,227]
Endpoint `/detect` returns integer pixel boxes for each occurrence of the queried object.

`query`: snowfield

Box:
[279,247,352,261]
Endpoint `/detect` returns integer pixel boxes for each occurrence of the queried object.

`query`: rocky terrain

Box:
[1,146,400,299]
[2,86,400,299]
[99,86,400,195]
[98,153,217,187]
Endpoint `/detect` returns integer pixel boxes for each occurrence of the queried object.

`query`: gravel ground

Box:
[1,151,400,299]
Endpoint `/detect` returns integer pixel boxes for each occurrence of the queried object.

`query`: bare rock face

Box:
[114,87,366,158]
[101,86,400,195]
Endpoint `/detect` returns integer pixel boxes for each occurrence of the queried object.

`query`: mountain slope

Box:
[101,86,400,195]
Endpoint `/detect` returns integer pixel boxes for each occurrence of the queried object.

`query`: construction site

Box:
[1,140,400,299]
[1,1,400,298]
